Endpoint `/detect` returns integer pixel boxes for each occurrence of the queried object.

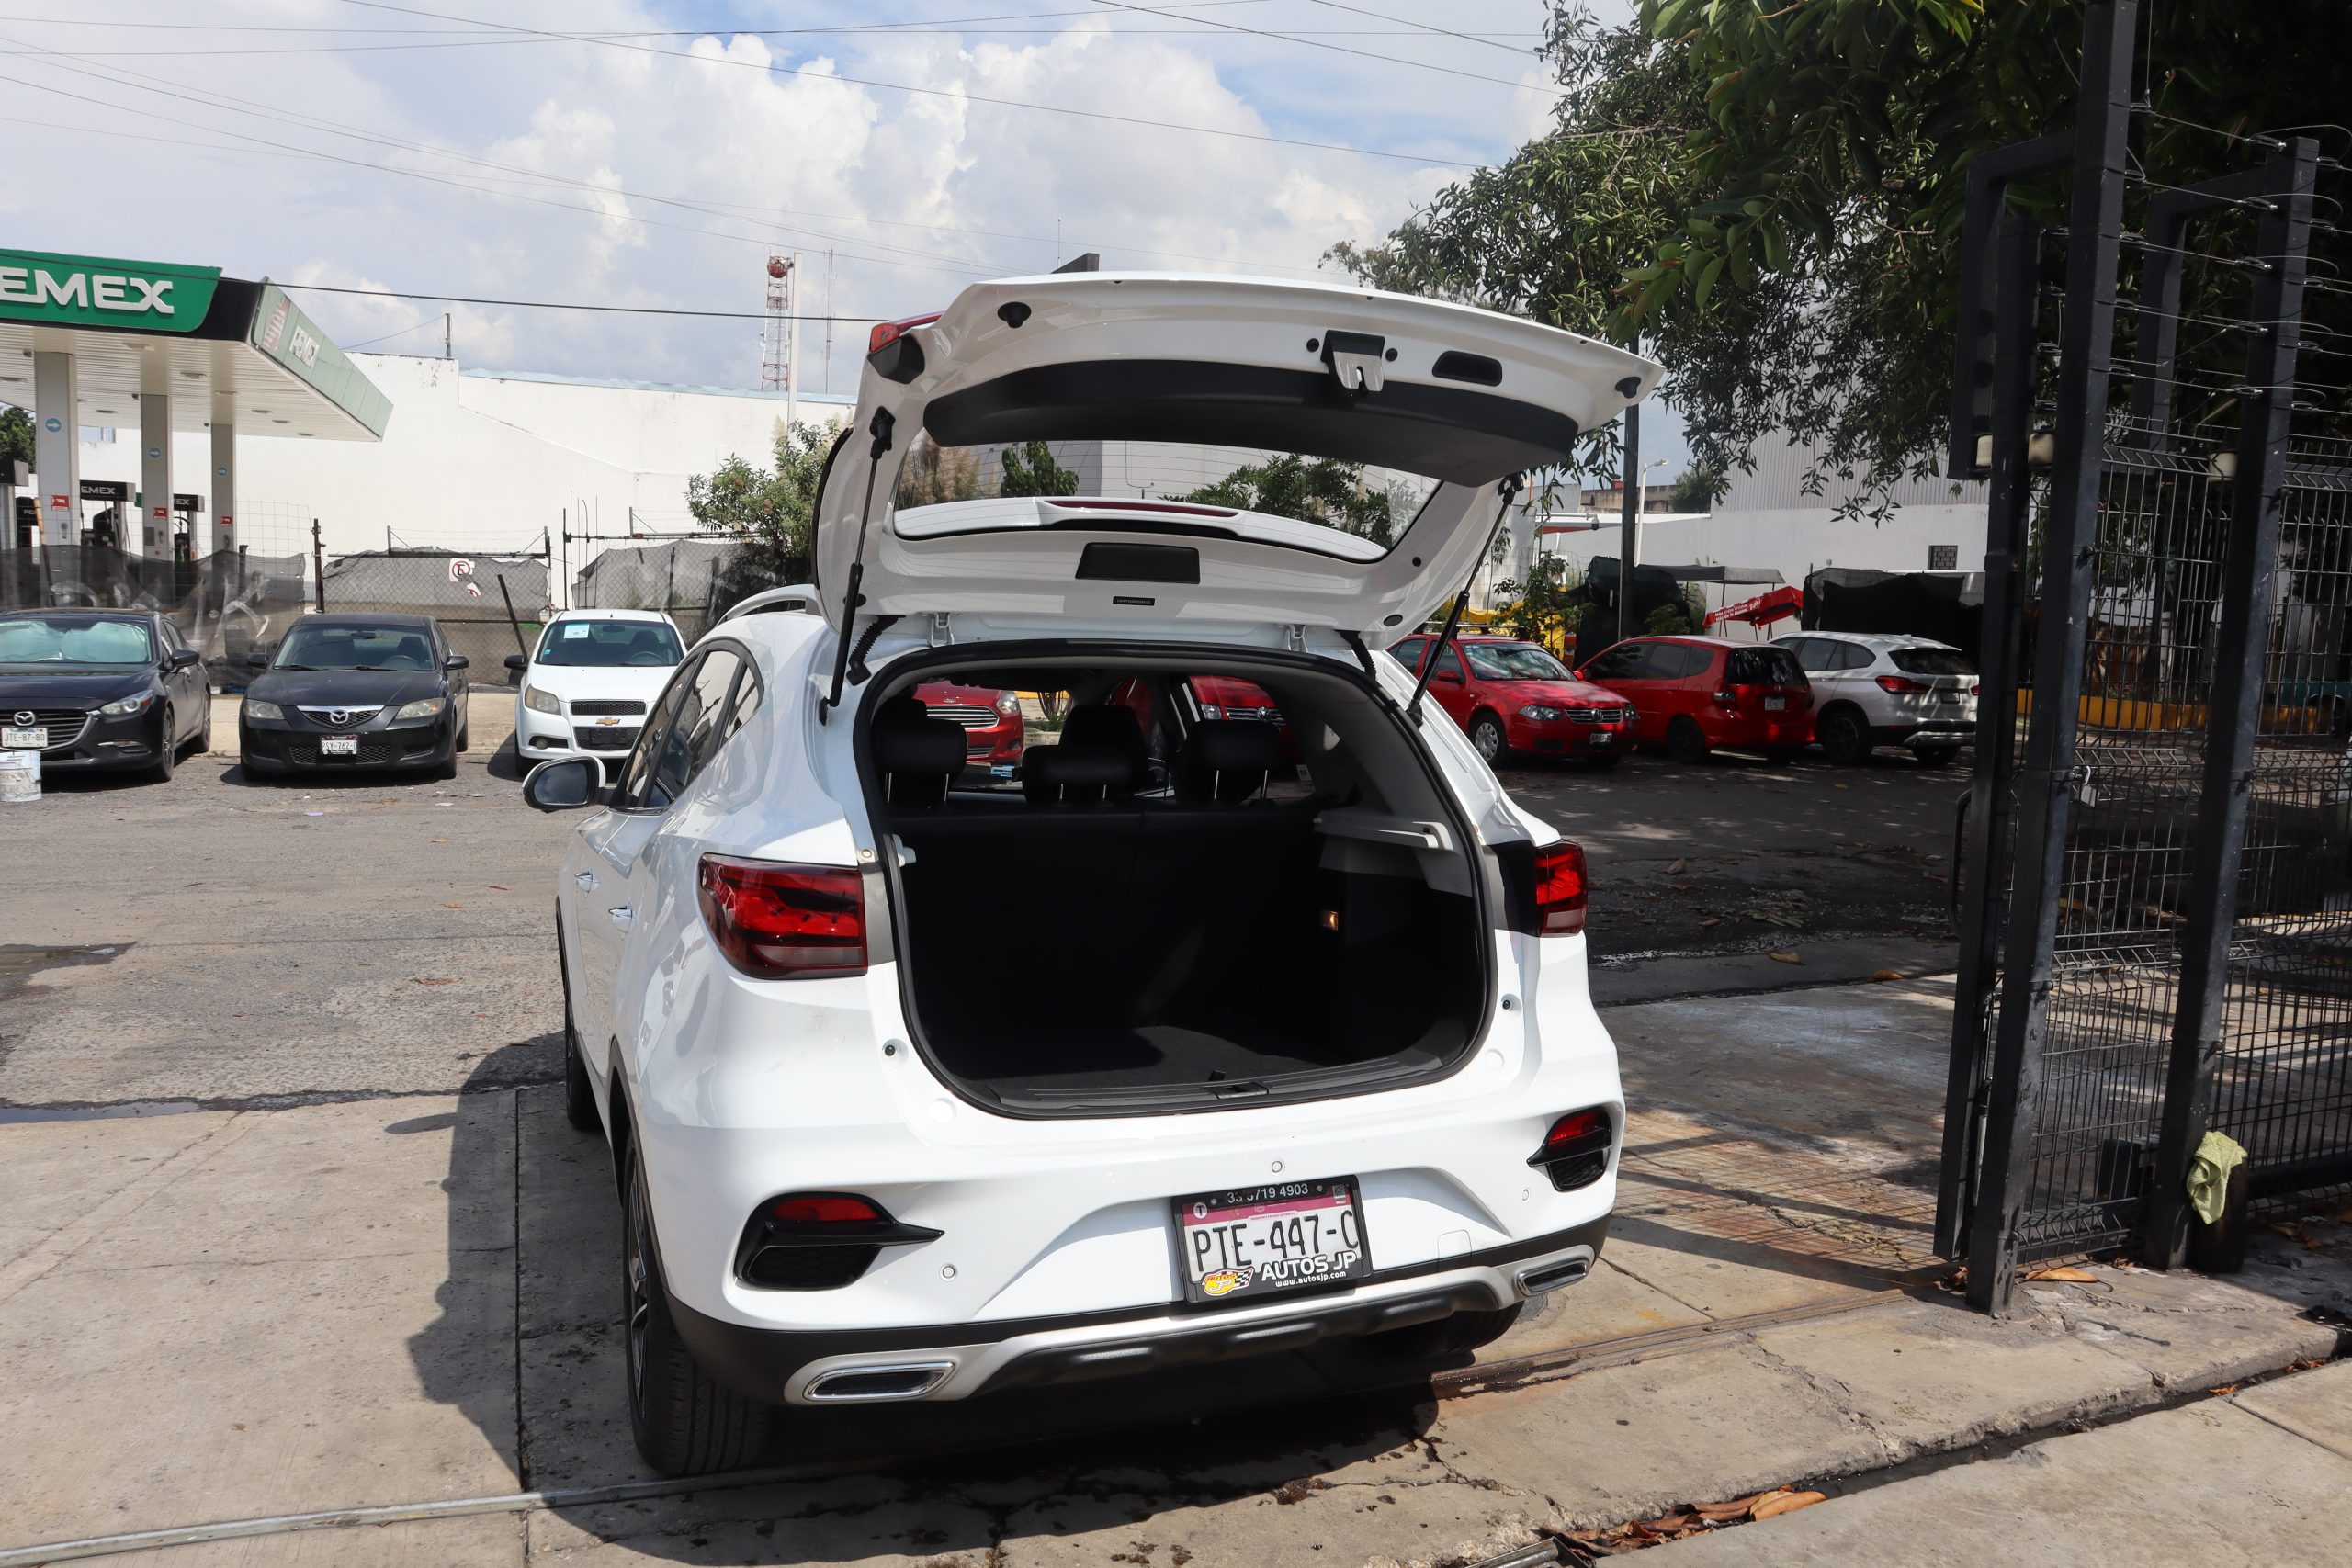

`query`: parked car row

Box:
[1389,628,1980,768]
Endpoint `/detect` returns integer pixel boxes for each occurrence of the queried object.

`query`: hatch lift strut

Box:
[820,407,897,723]
[1406,473,1522,726]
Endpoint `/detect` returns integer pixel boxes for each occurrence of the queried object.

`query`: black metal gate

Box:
[1937,0,2352,1312]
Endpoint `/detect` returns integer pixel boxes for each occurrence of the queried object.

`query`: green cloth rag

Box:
[2187,1131,2247,1226]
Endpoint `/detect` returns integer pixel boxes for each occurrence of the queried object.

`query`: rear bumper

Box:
[672,1215,1609,1404]
[1872,718,1975,748]
[1508,716,1631,754]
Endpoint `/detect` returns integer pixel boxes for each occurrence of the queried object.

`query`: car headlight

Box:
[1198,705,1224,720]
[243,698,284,721]
[99,693,156,716]
[395,697,447,720]
[1519,705,1563,721]
[994,691,1021,717]
[524,685,561,716]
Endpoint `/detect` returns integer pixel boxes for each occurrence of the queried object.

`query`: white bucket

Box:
[0,749,38,804]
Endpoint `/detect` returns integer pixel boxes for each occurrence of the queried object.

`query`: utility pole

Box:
[311,518,324,613]
[822,248,835,396]
[443,312,451,359]
[1615,402,1640,646]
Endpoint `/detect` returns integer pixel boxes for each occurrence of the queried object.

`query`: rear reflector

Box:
[696,854,866,978]
[1529,1108,1613,1191]
[736,1191,942,1291]
[1532,840,1588,936]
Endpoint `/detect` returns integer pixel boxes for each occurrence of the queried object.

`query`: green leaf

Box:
[1691,254,1726,310]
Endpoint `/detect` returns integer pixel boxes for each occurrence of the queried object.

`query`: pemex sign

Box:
[0,250,220,334]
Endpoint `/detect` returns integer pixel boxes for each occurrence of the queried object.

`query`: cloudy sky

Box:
[2,1,1684,465]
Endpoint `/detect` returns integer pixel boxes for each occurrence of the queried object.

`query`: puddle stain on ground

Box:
[0,942,127,1004]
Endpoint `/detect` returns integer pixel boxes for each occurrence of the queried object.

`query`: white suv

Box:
[1770,630,1978,765]
[506,610,686,767]
[522,273,1658,1475]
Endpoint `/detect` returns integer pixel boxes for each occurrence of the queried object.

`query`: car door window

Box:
[680,649,746,775]
[1836,641,1876,671]
[1779,637,1825,671]
[1581,644,1645,682]
[1390,637,1429,671]
[1430,645,1464,682]
[723,663,763,741]
[615,657,698,810]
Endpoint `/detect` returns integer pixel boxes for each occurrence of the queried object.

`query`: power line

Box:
[1080,0,1555,94]
[283,281,886,321]
[337,0,1488,169]
[1297,0,1537,56]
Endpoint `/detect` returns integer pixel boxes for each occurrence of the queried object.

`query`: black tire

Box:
[623,1153,771,1475]
[195,699,213,755]
[1467,711,1510,766]
[1375,1302,1524,1361]
[146,705,176,783]
[1816,705,1872,765]
[435,741,459,782]
[1583,752,1625,771]
[1667,716,1711,765]
[1914,744,1962,769]
[559,915,599,1134]
[456,719,470,754]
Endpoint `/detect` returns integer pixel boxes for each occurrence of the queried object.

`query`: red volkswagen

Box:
[1390,633,1638,767]
[1574,636,1813,763]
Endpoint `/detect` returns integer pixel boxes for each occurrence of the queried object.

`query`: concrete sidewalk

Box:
[1652,1359,2352,1565]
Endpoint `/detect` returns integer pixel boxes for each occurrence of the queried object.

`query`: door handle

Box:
[608,905,633,931]
[575,872,596,890]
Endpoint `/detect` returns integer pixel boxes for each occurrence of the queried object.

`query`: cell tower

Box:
[760,254,794,392]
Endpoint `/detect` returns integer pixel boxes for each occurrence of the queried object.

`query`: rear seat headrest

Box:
[1022,740,1138,805]
[873,695,966,808]
[1060,705,1149,776]
[1175,720,1287,804]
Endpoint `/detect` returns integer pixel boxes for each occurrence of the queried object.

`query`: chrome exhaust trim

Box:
[800,1360,956,1403]
[1515,1250,1594,1298]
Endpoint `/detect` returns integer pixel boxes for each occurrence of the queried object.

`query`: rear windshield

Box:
[1725,647,1806,685]
[537,619,684,668]
[894,433,1437,551]
[1889,647,1975,677]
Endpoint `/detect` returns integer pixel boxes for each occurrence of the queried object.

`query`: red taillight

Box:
[1876,675,1930,694]
[867,312,941,355]
[697,854,866,978]
[1530,1108,1614,1190]
[1532,840,1588,936]
[771,1194,881,1225]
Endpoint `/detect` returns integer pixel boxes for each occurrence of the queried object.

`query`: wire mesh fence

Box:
[321,548,550,682]
[0,544,311,684]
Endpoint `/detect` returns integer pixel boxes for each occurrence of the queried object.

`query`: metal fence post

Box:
[1936,215,2043,1260]
[2139,136,2320,1268]
[1965,0,2136,1314]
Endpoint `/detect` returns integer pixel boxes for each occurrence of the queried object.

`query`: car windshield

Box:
[1890,647,1975,677]
[893,432,1439,552]
[275,623,438,671]
[1464,642,1571,682]
[536,619,684,668]
[0,615,153,665]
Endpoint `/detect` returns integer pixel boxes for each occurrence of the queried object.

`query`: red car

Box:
[910,678,1024,776]
[1390,633,1638,767]
[1574,636,1813,763]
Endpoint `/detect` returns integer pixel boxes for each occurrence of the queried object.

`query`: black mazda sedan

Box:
[238,613,470,781]
[0,610,212,783]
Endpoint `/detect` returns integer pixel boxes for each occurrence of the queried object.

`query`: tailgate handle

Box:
[1322,330,1387,395]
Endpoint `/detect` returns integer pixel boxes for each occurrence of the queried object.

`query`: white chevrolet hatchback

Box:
[506,609,687,767]
[525,273,1659,1475]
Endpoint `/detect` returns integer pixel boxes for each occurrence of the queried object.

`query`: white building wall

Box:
[63,353,852,603]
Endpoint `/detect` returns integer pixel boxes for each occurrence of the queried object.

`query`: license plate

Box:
[1174,1178,1371,1304]
[1764,696,1788,711]
[2,726,45,750]
[1588,730,1614,746]
[321,735,359,756]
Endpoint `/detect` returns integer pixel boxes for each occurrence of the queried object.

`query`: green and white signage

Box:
[0,249,221,333]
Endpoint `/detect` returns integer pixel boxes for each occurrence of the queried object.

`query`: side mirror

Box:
[244,650,269,671]
[503,654,528,672]
[446,654,470,671]
[169,648,201,670]
[1436,669,1464,684]
[523,756,607,812]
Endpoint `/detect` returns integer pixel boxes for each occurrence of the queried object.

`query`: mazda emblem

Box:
[11,711,31,726]
[326,709,351,727]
